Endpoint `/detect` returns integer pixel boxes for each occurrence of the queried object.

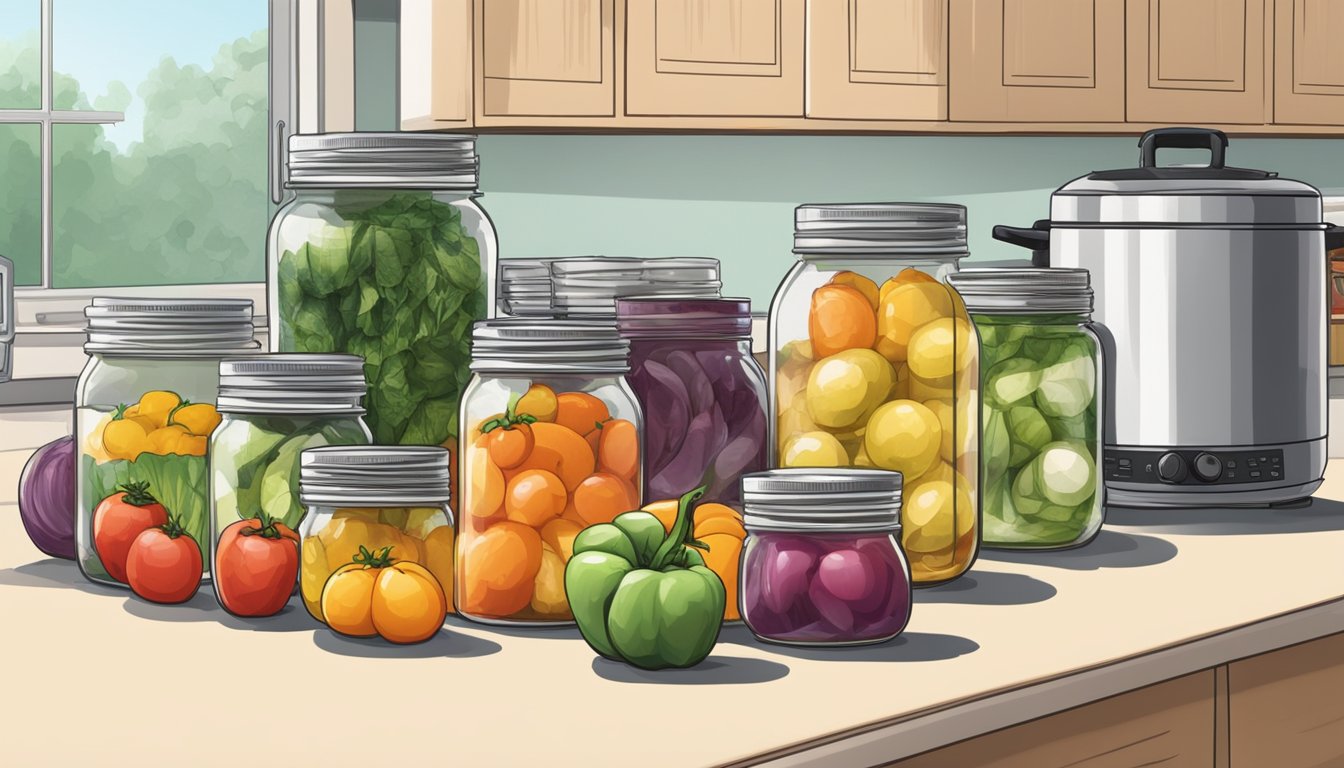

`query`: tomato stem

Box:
[118,481,160,508]
[240,509,285,539]
[159,515,189,539]
[350,544,395,568]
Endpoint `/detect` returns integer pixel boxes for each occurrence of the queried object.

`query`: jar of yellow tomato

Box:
[769,203,980,586]
[297,446,455,638]
[75,297,260,587]
[458,319,643,625]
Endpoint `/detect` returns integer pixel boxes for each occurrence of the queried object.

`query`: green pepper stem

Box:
[650,485,707,571]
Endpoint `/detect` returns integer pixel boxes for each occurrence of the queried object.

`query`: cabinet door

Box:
[401,0,473,130]
[1274,0,1344,125]
[625,0,805,117]
[949,0,1125,122]
[1229,632,1344,768]
[1126,0,1266,124]
[890,672,1217,768]
[806,0,947,120]
[477,0,616,118]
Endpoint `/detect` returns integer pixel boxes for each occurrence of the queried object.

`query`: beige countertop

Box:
[2,407,1343,767]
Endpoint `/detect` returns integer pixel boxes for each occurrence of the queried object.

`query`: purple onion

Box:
[18,436,77,560]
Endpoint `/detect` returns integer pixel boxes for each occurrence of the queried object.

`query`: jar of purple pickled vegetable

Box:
[739,469,911,647]
[616,298,768,509]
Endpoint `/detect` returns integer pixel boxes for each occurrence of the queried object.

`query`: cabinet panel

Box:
[626,0,805,116]
[400,0,473,129]
[1274,0,1344,124]
[891,671,1217,768]
[1229,632,1344,768]
[805,0,947,120]
[949,0,1125,122]
[478,0,616,117]
[1126,0,1266,124]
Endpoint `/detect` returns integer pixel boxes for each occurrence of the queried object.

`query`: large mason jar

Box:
[947,268,1104,550]
[458,319,643,625]
[769,203,979,586]
[75,297,260,587]
[267,133,496,511]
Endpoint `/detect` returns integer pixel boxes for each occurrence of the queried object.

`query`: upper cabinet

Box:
[1273,0,1344,125]
[949,0,1126,122]
[624,0,805,117]
[805,0,948,121]
[477,0,617,120]
[1126,0,1267,124]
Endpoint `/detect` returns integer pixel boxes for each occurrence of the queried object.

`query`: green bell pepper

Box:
[565,486,726,671]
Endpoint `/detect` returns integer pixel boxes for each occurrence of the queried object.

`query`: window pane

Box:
[51,1,268,288]
[0,123,41,286]
[0,0,41,109]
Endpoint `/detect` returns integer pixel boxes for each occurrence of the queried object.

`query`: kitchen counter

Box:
[2,407,1343,767]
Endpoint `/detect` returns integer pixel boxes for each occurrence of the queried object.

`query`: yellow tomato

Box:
[516,383,558,422]
[907,317,975,380]
[804,348,894,428]
[901,479,974,554]
[135,390,182,428]
[831,271,879,308]
[864,399,942,479]
[170,402,222,436]
[540,517,583,562]
[146,425,189,455]
[321,563,380,637]
[875,282,953,363]
[103,417,149,461]
[371,562,448,644]
[782,431,849,468]
[924,398,973,464]
[422,526,456,611]
[530,545,568,616]
[300,536,328,621]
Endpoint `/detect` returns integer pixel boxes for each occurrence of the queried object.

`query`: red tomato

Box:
[93,482,169,583]
[214,516,300,617]
[126,520,202,604]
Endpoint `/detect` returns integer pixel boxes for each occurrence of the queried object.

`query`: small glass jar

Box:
[770,203,979,586]
[458,319,643,625]
[210,354,372,615]
[739,469,912,646]
[267,133,497,511]
[75,297,260,587]
[297,446,455,623]
[947,268,1104,550]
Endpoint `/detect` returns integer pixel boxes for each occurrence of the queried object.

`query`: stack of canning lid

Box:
[549,257,722,316]
[216,354,368,414]
[286,133,479,190]
[498,259,557,317]
[299,446,452,507]
[84,297,260,355]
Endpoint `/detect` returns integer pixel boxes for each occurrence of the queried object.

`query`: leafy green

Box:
[276,192,485,446]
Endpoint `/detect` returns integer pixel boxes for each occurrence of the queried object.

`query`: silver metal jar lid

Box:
[286,132,479,191]
[793,203,969,256]
[217,354,368,415]
[947,268,1094,315]
[299,446,452,506]
[741,469,903,532]
[548,257,722,316]
[469,318,631,374]
[83,297,261,357]
[499,258,558,317]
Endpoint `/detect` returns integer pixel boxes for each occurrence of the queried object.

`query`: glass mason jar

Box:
[297,446,455,626]
[210,354,372,616]
[267,133,497,512]
[75,298,260,587]
[947,269,1104,550]
[739,469,912,646]
[770,203,980,586]
[458,319,643,625]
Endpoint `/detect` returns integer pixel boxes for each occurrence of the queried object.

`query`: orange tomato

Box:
[809,284,878,359]
[573,472,640,526]
[540,517,583,562]
[700,533,743,621]
[467,447,506,519]
[582,423,605,456]
[554,392,611,436]
[640,499,746,622]
[643,499,743,534]
[597,418,638,481]
[831,271,879,308]
[486,423,534,470]
[504,469,567,527]
[516,384,558,422]
[459,521,543,618]
[511,422,596,491]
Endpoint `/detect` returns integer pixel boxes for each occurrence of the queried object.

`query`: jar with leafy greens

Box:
[946,268,1104,550]
[210,355,371,613]
[267,133,496,510]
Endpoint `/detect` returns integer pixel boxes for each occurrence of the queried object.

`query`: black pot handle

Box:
[1326,223,1344,253]
[1139,127,1228,169]
[992,220,1052,267]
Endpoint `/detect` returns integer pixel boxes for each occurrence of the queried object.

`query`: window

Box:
[0,0,270,292]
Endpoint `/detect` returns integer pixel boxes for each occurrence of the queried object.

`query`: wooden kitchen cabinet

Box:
[890,671,1217,767]
[1273,0,1344,125]
[949,0,1126,123]
[1126,0,1267,124]
[624,0,805,117]
[1229,631,1344,768]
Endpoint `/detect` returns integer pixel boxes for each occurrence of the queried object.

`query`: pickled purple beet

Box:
[666,350,715,414]
[817,549,876,602]
[762,540,817,614]
[632,359,693,474]
[808,577,856,633]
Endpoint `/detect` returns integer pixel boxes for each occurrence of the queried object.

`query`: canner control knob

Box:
[1157,452,1188,483]
[1192,453,1223,482]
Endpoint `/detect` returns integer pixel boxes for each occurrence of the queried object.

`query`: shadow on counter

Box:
[0,558,123,597]
[122,590,319,632]
[914,571,1057,606]
[978,529,1178,571]
[720,625,979,664]
[1104,497,1344,535]
[591,653,790,685]
[314,629,502,660]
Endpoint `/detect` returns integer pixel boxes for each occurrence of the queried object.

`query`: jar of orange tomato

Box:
[458,319,643,625]
[770,203,980,586]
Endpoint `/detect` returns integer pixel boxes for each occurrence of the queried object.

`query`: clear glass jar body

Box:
[298,502,456,623]
[975,313,1104,549]
[740,528,912,646]
[769,255,980,585]
[457,372,643,625]
[267,187,497,509]
[76,354,226,585]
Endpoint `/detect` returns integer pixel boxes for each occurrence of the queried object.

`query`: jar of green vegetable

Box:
[946,268,1104,550]
[210,354,371,614]
[267,133,496,510]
